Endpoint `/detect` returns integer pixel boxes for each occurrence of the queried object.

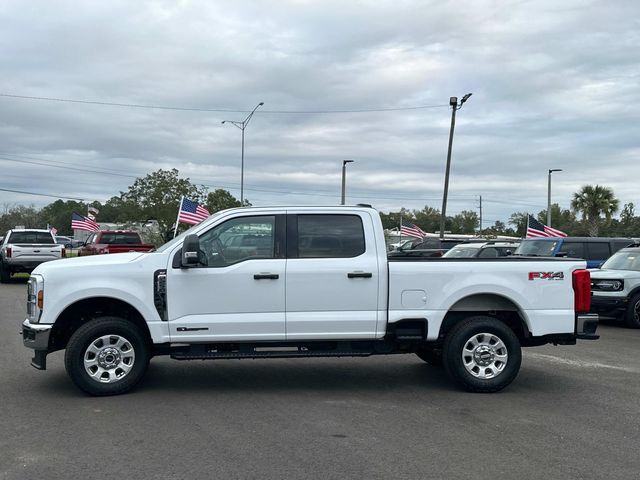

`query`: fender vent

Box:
[154,269,167,321]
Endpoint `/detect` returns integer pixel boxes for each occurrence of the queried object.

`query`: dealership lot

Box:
[1,281,639,480]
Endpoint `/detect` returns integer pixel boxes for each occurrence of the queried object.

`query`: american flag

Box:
[71,212,100,232]
[526,214,567,238]
[400,218,426,238]
[178,197,210,225]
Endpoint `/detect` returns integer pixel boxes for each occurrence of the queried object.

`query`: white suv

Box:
[590,245,640,328]
[443,241,520,259]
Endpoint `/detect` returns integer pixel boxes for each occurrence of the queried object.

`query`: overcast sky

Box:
[1,0,638,228]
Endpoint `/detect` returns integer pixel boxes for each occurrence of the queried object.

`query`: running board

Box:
[170,347,374,361]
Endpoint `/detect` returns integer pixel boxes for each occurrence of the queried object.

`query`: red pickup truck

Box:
[77,231,155,256]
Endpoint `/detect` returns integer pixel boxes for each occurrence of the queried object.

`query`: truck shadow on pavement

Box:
[34,355,573,398]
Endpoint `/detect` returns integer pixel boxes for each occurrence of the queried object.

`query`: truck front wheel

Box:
[443,316,521,393]
[65,317,149,396]
[0,261,10,283]
[624,294,640,328]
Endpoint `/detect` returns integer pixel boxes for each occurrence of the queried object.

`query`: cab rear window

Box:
[8,232,55,244]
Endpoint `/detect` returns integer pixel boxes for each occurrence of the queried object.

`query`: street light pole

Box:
[439,93,472,240]
[547,168,562,227]
[341,160,354,205]
[222,102,264,205]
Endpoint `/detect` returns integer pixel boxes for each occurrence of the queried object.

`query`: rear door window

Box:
[586,242,611,261]
[296,215,365,258]
[559,241,585,259]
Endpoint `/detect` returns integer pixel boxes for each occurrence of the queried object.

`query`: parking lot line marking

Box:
[524,352,639,373]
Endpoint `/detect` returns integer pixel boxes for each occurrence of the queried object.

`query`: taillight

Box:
[573,269,591,313]
[61,247,66,258]
[6,247,11,258]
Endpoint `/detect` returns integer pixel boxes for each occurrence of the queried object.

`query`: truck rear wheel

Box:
[624,294,640,328]
[443,316,521,393]
[64,317,149,396]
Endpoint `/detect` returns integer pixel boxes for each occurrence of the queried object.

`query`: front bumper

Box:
[576,313,599,340]
[21,319,52,370]
[590,294,628,314]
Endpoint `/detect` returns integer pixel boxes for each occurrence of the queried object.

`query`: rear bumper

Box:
[21,319,52,369]
[5,259,51,272]
[576,313,599,340]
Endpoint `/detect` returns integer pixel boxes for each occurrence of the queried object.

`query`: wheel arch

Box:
[49,296,152,352]
[439,293,531,342]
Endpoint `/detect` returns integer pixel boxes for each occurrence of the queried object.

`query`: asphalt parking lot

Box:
[1,280,639,480]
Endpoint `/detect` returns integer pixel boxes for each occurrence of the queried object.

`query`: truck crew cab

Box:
[22,206,598,396]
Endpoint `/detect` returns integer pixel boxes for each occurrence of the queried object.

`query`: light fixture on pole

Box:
[222,102,264,205]
[547,169,562,227]
[341,160,355,205]
[439,93,472,240]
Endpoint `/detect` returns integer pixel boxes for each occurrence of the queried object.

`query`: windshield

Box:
[514,239,559,256]
[443,246,480,258]
[601,251,640,271]
[154,211,225,253]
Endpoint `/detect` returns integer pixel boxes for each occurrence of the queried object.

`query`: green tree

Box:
[0,204,42,233]
[205,189,250,213]
[508,212,529,237]
[450,210,479,234]
[571,185,619,237]
[119,169,207,240]
[39,200,87,236]
[536,204,578,235]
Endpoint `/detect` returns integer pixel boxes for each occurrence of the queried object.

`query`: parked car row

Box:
[1,228,153,282]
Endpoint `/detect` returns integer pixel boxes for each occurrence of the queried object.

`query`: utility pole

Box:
[440,93,472,240]
[478,195,483,236]
[341,160,354,205]
[547,169,562,227]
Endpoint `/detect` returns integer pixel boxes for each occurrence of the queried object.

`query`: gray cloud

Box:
[0,0,638,228]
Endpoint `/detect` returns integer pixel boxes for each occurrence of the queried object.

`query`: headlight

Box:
[591,279,624,291]
[27,275,44,322]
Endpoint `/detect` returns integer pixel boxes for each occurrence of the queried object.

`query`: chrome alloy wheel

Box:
[634,299,640,323]
[462,332,508,379]
[83,335,136,383]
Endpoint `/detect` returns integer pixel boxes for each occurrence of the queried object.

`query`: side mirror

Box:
[181,234,201,267]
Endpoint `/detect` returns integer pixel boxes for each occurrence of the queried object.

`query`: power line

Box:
[0,186,86,201]
[0,93,448,114]
[0,154,480,202]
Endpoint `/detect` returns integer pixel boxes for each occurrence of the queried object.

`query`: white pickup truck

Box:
[1,229,65,283]
[21,206,598,396]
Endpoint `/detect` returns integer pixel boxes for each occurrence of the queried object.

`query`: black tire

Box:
[64,317,149,396]
[0,262,10,283]
[443,316,521,393]
[415,347,443,366]
[624,294,640,328]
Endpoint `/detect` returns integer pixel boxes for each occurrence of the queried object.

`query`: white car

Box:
[443,241,520,258]
[590,245,640,328]
[22,206,598,396]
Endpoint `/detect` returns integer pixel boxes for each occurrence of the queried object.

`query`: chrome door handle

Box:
[254,273,279,280]
[347,272,372,278]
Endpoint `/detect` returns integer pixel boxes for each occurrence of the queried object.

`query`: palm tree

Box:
[571,185,619,237]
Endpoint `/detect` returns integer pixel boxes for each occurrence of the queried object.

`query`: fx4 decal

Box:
[528,271,565,281]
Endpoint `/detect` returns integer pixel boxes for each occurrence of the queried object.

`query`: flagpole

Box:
[399,213,402,240]
[173,196,184,238]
